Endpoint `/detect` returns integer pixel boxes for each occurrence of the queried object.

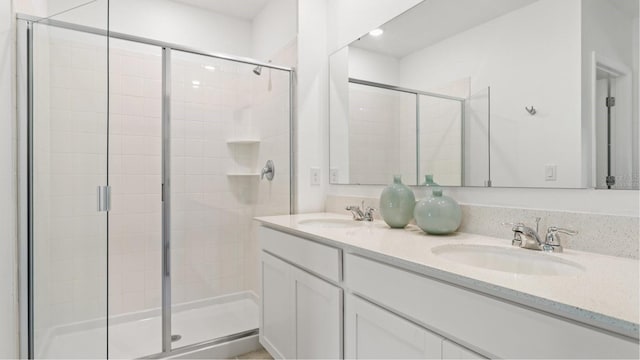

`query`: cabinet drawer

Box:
[345,253,639,359]
[260,226,341,282]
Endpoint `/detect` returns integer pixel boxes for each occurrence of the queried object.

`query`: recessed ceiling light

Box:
[203,65,216,71]
[369,28,384,37]
[192,80,200,86]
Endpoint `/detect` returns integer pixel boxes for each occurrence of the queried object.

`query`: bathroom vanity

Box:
[255,213,639,359]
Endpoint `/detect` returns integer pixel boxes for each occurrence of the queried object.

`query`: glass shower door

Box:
[168,50,291,351]
[30,22,109,359]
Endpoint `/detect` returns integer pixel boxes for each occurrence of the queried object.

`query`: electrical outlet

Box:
[310,167,321,185]
[545,164,557,181]
[330,168,339,183]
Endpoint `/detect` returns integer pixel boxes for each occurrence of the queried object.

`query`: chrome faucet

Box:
[504,218,577,253]
[505,217,544,250]
[346,201,376,221]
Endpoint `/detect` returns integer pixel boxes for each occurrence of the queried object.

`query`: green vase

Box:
[380,175,416,228]
[414,188,462,235]
[423,174,438,186]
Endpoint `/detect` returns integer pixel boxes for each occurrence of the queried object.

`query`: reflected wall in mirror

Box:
[329,0,639,189]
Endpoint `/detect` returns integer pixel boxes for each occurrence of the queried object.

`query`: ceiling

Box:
[352,0,539,58]
[172,0,269,20]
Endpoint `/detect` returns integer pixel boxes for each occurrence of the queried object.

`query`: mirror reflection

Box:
[329,0,639,189]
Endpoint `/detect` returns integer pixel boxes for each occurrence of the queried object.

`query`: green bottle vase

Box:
[414,188,462,235]
[380,175,416,229]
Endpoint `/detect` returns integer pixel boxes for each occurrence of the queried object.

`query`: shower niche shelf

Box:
[226,138,261,145]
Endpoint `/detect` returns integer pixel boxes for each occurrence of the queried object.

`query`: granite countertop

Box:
[255,212,640,340]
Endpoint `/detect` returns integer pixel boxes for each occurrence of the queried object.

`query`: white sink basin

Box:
[297,218,362,229]
[432,244,585,276]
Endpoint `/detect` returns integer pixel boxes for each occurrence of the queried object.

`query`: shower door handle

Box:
[97,185,111,212]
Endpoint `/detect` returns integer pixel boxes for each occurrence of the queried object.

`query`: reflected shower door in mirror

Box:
[329,52,490,187]
[330,81,417,185]
[328,0,639,189]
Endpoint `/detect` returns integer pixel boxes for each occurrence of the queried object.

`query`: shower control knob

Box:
[261,160,275,181]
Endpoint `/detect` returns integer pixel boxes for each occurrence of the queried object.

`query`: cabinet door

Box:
[294,267,342,359]
[442,339,484,359]
[260,252,295,359]
[345,294,442,359]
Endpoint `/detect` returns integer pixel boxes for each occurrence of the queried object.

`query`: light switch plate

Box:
[310,167,321,185]
[545,164,557,181]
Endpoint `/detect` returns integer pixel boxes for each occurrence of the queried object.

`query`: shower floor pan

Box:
[39,292,259,359]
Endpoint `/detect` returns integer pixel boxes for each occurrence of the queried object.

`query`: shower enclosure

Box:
[18,5,293,359]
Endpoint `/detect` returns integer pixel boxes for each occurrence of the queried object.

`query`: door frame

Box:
[589,51,633,189]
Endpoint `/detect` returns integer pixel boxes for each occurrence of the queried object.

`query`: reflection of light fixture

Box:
[203,65,216,71]
[192,80,200,88]
[369,28,384,37]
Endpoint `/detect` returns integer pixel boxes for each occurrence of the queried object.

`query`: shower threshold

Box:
[38,292,259,359]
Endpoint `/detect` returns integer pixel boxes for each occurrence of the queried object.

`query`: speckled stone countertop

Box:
[255,213,639,340]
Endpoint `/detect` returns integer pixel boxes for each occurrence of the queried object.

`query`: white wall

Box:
[251,0,298,61]
[0,2,17,359]
[296,0,329,212]
[399,0,583,188]
[348,47,399,84]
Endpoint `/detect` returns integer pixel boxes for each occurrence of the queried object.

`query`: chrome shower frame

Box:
[16,13,296,359]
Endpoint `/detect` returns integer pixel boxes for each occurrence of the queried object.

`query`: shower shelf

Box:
[226,139,261,145]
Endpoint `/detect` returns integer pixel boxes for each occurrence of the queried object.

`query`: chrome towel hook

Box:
[525,106,537,115]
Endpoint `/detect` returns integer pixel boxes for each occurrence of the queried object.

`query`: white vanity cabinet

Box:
[345,294,444,359]
[260,227,342,359]
[258,224,639,360]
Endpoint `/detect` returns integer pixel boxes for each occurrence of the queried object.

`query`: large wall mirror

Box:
[329,0,639,189]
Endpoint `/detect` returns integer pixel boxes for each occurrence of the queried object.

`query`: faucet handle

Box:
[548,226,577,236]
[543,226,577,253]
[502,222,525,247]
[363,206,376,221]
